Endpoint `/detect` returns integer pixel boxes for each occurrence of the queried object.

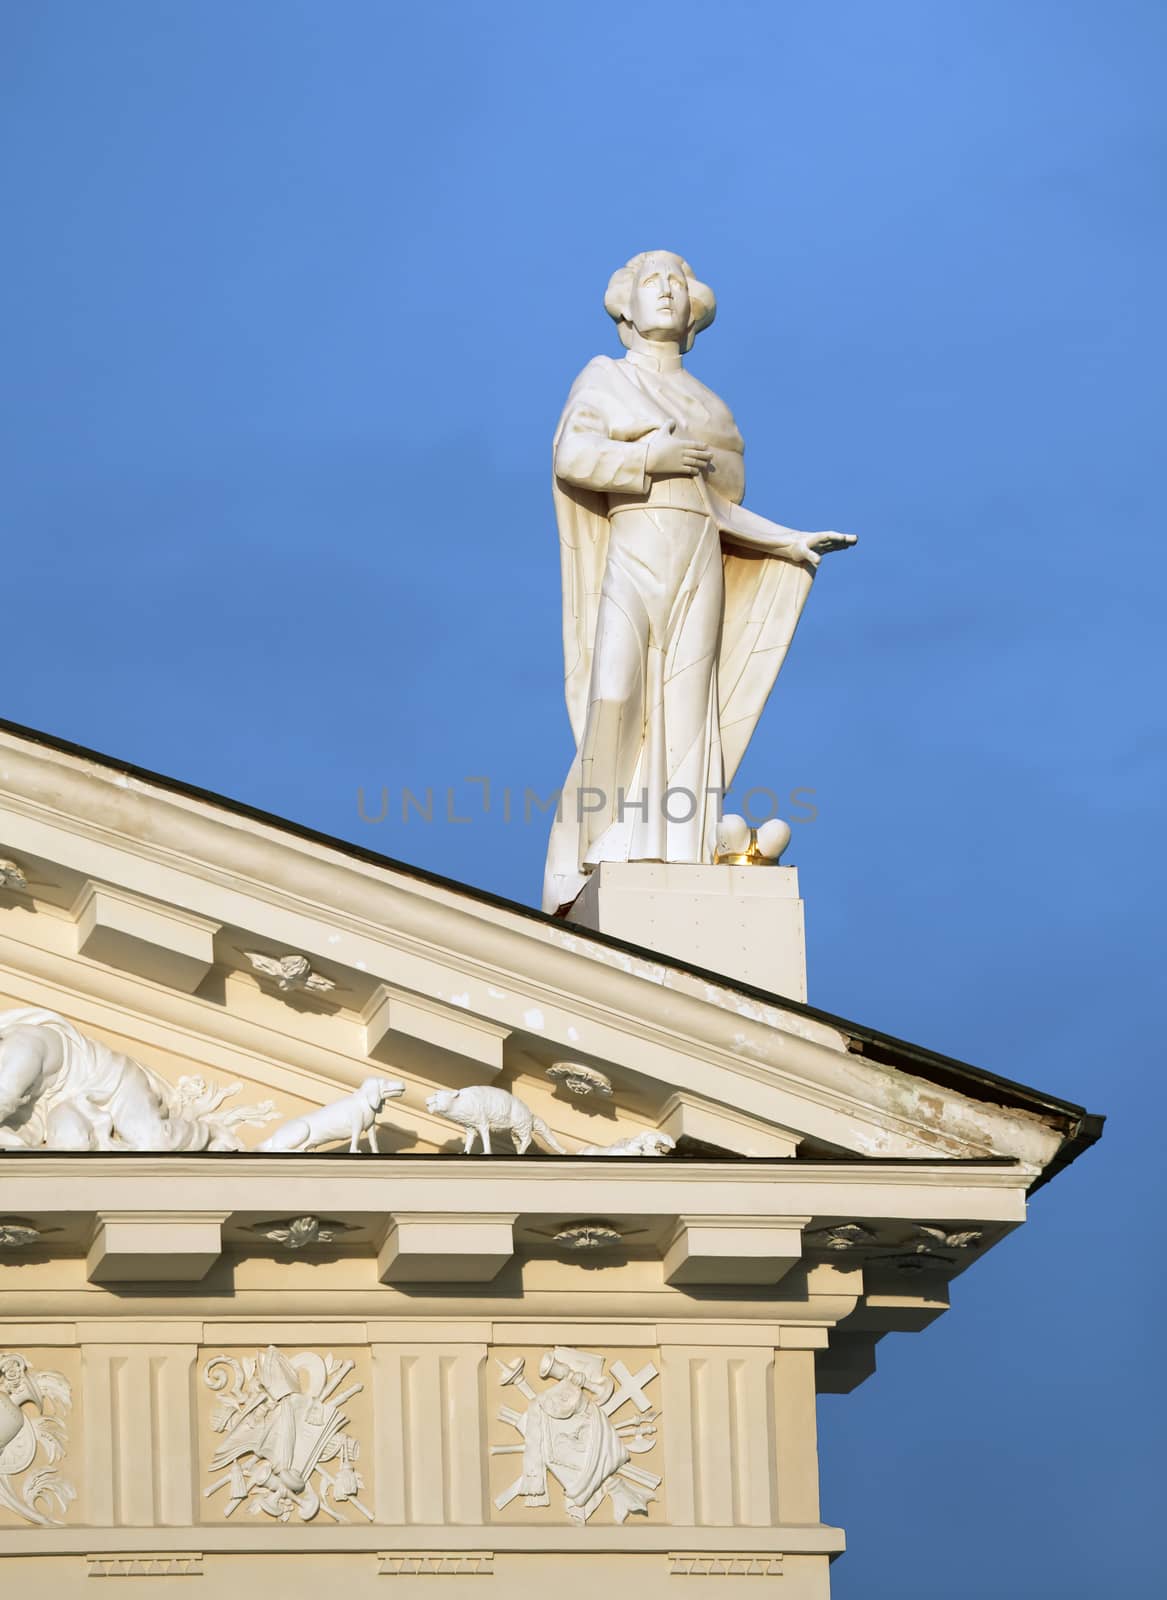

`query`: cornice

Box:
[0,1151,1034,1187]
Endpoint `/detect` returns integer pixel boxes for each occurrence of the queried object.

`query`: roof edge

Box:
[0,716,1104,1178]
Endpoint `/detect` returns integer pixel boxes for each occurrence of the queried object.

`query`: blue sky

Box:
[2,2,1163,1591]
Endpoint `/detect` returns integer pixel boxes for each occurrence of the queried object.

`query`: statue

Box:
[425,1086,566,1155]
[257,1077,405,1154]
[543,250,855,913]
[0,1007,276,1151]
[576,1130,675,1157]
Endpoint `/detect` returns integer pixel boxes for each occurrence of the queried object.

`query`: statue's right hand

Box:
[646,421,713,478]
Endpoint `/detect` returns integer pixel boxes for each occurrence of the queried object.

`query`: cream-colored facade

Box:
[0,721,1100,1596]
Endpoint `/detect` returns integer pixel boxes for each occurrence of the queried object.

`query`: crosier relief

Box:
[203,1347,371,1524]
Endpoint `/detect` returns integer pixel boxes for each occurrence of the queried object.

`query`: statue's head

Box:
[362,1076,405,1110]
[604,251,716,353]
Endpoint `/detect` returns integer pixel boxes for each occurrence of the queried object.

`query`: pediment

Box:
[0,721,1093,1178]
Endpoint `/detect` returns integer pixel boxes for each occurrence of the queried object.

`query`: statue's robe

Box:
[543,350,815,913]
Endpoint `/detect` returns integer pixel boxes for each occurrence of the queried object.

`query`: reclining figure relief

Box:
[0,1007,276,1152]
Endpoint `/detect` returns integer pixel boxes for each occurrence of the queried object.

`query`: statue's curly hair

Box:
[604,251,716,354]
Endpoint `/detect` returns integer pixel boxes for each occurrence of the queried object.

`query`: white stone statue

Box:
[425,1086,566,1155]
[543,250,856,912]
[257,1077,405,1154]
[0,1008,276,1152]
[576,1130,676,1157]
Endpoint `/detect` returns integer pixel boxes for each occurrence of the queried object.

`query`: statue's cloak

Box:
[544,356,814,913]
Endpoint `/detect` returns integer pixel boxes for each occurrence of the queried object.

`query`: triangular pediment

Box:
[0,720,1094,1178]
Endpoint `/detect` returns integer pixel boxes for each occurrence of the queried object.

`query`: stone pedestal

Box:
[567,862,807,1000]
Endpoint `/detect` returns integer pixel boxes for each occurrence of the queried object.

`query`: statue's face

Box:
[628,253,691,340]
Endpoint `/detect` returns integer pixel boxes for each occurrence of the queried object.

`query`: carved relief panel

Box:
[488,1344,665,1526]
[0,1348,79,1528]
[196,1346,375,1525]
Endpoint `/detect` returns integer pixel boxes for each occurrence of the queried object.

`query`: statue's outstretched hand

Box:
[791,531,858,568]
[646,421,713,478]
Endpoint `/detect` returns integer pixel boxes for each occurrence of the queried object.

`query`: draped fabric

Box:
[542,353,814,913]
[518,1377,634,1523]
[0,1006,244,1150]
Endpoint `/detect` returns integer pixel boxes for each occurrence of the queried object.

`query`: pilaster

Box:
[80,1343,198,1526]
